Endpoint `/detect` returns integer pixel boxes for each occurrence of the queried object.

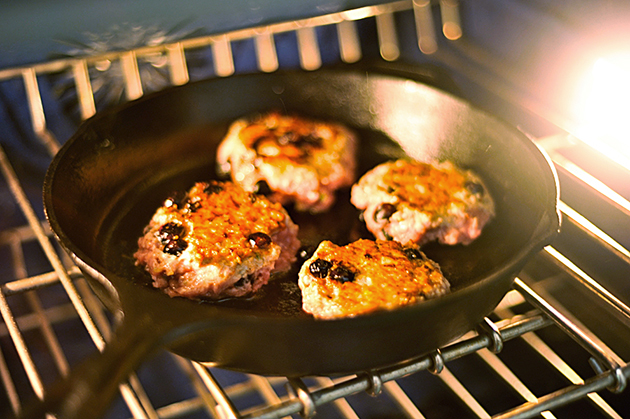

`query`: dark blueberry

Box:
[373,203,397,222]
[158,222,185,244]
[163,238,188,256]
[465,180,485,196]
[255,180,272,195]
[309,258,332,278]
[204,183,224,195]
[329,265,355,283]
[248,232,272,248]
[404,247,427,261]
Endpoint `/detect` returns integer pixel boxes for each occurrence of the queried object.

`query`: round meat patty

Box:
[351,159,494,246]
[298,239,450,319]
[216,111,357,213]
[134,181,301,300]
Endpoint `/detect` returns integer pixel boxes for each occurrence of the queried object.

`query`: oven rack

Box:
[1,1,629,418]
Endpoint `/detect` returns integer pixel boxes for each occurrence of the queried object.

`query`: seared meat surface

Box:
[217,111,357,213]
[351,159,494,246]
[298,239,450,319]
[134,181,300,299]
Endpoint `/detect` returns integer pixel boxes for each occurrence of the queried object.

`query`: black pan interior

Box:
[44,68,559,376]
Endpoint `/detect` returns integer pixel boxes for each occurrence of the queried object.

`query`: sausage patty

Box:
[216,111,357,213]
[134,181,301,299]
[298,239,450,319]
[350,159,494,246]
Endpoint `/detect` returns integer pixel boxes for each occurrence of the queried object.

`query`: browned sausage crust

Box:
[134,181,300,299]
[298,239,450,319]
[351,159,494,245]
[217,111,357,213]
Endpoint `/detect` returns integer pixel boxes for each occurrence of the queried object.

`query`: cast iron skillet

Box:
[34,67,560,418]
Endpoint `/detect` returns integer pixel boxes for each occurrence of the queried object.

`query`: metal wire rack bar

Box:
[1,1,629,418]
[0,1,416,80]
[489,305,620,419]
[0,145,161,419]
[494,366,630,419]
[514,279,626,393]
[241,312,553,419]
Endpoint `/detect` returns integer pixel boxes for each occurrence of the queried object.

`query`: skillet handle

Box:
[21,313,171,419]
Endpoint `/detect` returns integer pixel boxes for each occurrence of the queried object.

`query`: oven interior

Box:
[1,1,630,418]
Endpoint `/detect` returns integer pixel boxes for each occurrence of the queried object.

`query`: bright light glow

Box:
[572,52,630,169]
